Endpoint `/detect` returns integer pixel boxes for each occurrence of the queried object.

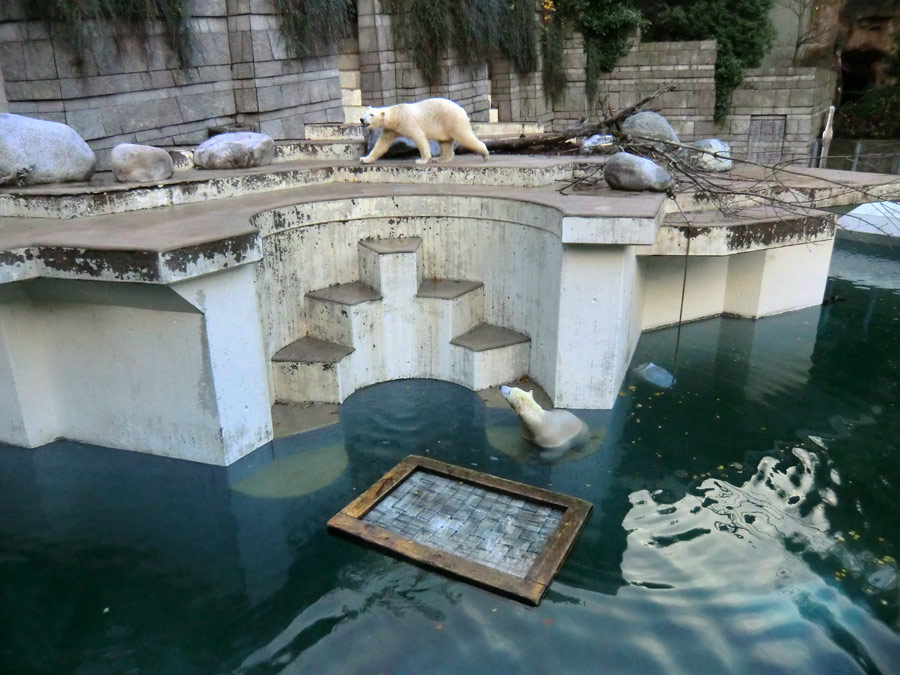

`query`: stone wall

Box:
[551,37,718,140]
[0,0,343,165]
[0,0,837,166]
[356,0,490,121]
[719,67,837,163]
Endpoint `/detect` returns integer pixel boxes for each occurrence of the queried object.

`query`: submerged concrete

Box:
[0,152,891,465]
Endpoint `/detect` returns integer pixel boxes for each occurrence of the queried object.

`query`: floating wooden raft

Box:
[328,455,592,605]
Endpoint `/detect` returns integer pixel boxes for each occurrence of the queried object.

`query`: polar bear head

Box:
[500,386,543,419]
[360,106,388,129]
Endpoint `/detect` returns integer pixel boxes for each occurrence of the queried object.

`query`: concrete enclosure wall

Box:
[0,0,344,166]
[254,196,563,399]
[0,1,836,165]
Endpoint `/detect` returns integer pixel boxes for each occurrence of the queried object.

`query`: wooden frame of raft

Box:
[328,454,592,605]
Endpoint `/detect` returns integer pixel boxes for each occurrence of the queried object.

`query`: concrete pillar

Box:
[725,239,834,318]
[0,60,8,113]
[553,245,641,408]
[0,285,57,447]
[173,264,273,465]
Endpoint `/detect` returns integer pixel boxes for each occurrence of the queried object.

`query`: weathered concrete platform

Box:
[1,154,890,465]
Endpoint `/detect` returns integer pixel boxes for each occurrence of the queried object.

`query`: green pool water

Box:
[1,239,898,674]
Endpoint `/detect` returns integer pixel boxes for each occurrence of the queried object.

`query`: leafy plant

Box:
[834,83,900,139]
[276,0,356,59]
[392,0,538,86]
[541,0,645,107]
[24,0,193,67]
[637,0,777,120]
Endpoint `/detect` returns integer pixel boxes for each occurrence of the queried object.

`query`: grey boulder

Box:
[0,113,96,185]
[687,138,733,172]
[621,111,680,150]
[193,132,275,169]
[110,143,175,183]
[604,152,673,192]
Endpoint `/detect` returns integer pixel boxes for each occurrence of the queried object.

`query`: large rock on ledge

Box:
[687,139,733,172]
[621,111,680,150]
[0,113,96,185]
[604,152,673,192]
[110,143,175,183]
[193,132,275,170]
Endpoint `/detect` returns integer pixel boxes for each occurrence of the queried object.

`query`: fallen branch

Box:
[483,85,676,154]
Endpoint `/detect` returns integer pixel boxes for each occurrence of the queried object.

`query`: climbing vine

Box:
[540,0,645,107]
[275,0,356,59]
[636,0,777,120]
[23,0,193,67]
[391,0,538,86]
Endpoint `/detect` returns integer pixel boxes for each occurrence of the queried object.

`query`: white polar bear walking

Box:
[359,97,489,165]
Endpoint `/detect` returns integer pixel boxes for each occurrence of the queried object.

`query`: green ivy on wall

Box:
[636,0,777,121]
[391,0,538,87]
[276,0,356,59]
[24,0,192,67]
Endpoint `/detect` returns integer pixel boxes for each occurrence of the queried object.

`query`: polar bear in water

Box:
[500,386,588,459]
[359,98,489,165]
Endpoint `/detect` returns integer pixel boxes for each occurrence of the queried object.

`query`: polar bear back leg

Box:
[455,129,490,160]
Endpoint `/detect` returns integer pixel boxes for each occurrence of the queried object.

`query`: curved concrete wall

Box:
[254,195,565,400]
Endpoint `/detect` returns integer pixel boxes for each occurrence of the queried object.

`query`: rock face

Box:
[193,132,275,170]
[621,111,680,149]
[0,113,96,185]
[110,143,175,183]
[687,139,733,172]
[604,152,673,192]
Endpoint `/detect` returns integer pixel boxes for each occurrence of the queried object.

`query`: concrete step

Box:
[167,140,364,170]
[359,237,423,298]
[450,322,530,390]
[471,122,545,138]
[417,279,485,379]
[305,281,381,345]
[271,336,353,403]
[304,123,365,141]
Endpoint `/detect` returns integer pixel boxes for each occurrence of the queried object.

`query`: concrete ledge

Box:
[272,336,354,363]
[648,206,836,256]
[306,281,381,305]
[418,278,483,299]
[451,323,530,352]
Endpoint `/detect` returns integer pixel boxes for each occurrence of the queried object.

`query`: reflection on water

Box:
[1,239,898,673]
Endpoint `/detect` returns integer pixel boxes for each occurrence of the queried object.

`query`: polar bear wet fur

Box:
[360,98,489,164]
[500,386,588,452]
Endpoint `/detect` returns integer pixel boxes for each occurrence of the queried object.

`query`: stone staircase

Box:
[272,236,530,403]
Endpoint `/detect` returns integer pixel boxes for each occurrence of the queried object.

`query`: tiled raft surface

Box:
[362,470,563,578]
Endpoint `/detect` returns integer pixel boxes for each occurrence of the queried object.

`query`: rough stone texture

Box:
[193,131,275,169]
[110,143,175,183]
[688,139,733,172]
[0,112,96,185]
[718,67,837,165]
[356,0,491,122]
[621,111,680,149]
[604,152,673,192]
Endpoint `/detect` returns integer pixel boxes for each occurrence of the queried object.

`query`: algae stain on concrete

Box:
[231,443,348,499]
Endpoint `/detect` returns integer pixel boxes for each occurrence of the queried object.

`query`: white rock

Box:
[689,139,733,171]
[193,132,275,170]
[0,113,96,185]
[604,152,673,192]
[110,143,175,183]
